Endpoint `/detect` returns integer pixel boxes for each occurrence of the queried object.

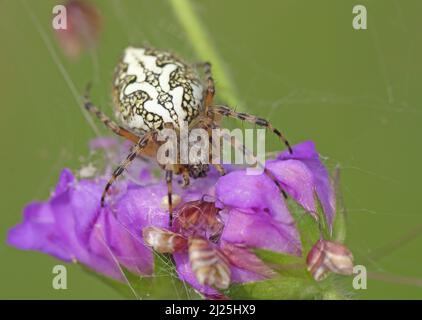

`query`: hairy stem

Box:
[169,0,241,109]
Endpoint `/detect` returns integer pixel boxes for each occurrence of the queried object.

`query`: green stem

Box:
[169,0,241,109]
[333,165,348,243]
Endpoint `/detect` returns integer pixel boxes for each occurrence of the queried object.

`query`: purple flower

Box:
[7,169,166,279]
[276,141,336,230]
[145,191,295,297]
[7,140,336,298]
[144,141,335,296]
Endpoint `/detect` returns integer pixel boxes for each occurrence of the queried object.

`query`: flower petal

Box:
[7,202,72,261]
[47,174,124,278]
[215,171,301,255]
[215,170,292,224]
[266,159,317,218]
[220,241,276,282]
[115,183,170,233]
[278,141,336,229]
[8,169,160,279]
[220,209,301,256]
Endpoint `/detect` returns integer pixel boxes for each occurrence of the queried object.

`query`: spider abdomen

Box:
[113,47,204,133]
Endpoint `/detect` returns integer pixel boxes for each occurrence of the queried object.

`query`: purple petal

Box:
[215,170,301,255]
[220,241,276,283]
[215,170,291,224]
[174,166,221,202]
[41,174,125,278]
[220,209,301,256]
[113,183,171,274]
[138,168,153,182]
[278,141,336,229]
[8,168,160,279]
[266,159,317,219]
[97,212,154,275]
[115,183,170,230]
[54,168,75,196]
[7,202,72,261]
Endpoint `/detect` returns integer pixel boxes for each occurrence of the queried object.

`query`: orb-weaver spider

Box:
[84,46,292,223]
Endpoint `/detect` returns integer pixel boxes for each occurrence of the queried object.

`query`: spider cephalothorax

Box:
[84,46,292,223]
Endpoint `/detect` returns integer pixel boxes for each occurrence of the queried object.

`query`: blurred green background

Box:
[1,0,421,299]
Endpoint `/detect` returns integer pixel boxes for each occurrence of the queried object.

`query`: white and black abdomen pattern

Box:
[113,47,204,133]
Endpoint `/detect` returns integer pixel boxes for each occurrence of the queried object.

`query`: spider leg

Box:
[208,127,226,176]
[213,163,226,176]
[181,169,190,187]
[209,105,293,154]
[216,123,288,198]
[195,62,215,111]
[196,118,226,177]
[165,169,174,225]
[101,132,155,207]
[159,121,179,225]
[84,85,139,143]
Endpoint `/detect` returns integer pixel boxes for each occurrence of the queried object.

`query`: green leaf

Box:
[253,249,308,278]
[224,271,351,300]
[224,276,323,299]
[79,254,201,300]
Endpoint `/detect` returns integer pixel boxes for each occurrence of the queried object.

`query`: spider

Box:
[84,46,292,223]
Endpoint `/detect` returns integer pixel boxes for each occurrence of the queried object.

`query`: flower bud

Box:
[142,227,187,253]
[54,0,102,58]
[306,239,354,281]
[188,236,231,290]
